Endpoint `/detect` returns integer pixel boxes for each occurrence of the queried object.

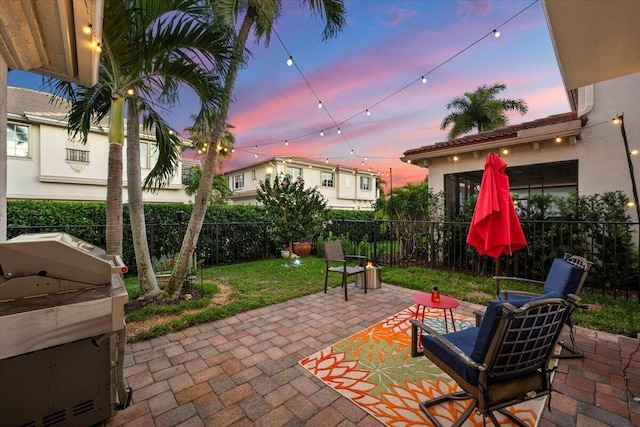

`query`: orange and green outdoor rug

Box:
[299,306,548,426]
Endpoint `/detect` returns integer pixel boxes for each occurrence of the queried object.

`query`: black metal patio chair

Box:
[411,293,579,427]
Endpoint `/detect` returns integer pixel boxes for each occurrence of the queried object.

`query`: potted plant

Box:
[257,173,328,265]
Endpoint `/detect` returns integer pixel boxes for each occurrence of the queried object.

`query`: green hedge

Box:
[7,201,376,273]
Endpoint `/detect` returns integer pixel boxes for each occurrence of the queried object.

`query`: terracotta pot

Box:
[293,242,312,257]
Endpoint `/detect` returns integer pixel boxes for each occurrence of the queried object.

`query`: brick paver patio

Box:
[106,283,640,427]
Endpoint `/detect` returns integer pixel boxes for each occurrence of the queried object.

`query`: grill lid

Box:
[0,232,112,285]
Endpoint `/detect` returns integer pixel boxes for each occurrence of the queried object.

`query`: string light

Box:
[325,158,329,163]
[337,128,341,134]
[285,140,289,146]
[350,149,354,155]
[82,23,93,35]
[453,155,459,162]
[613,117,622,125]
[631,149,639,156]
[555,136,562,143]
[502,148,509,155]
[126,88,135,96]
[233,0,538,172]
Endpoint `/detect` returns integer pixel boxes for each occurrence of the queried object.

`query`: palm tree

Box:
[48,0,233,298]
[440,83,528,139]
[163,0,347,299]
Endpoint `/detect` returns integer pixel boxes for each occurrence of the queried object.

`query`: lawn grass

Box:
[124,256,640,341]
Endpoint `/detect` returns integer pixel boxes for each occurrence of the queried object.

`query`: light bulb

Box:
[453,155,459,162]
[168,129,174,135]
[350,149,354,155]
[502,148,509,155]
[613,117,622,125]
[254,153,258,158]
[407,159,412,164]
[93,42,102,53]
[318,101,323,109]
[285,140,288,146]
[325,158,329,163]
[337,128,341,134]
[254,145,258,150]
[361,161,365,166]
[365,157,368,161]
[555,136,562,143]
[366,109,370,116]
[627,201,636,207]
[493,29,501,38]
[631,149,639,156]
[286,56,293,66]
[126,88,135,96]
[421,76,427,84]
[82,23,93,35]
[320,130,324,136]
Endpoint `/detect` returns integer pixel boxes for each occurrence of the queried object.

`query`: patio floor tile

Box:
[107,283,638,426]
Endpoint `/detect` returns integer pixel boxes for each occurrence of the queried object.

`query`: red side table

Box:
[412,293,460,333]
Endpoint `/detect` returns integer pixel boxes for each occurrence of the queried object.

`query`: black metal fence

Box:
[9,218,640,301]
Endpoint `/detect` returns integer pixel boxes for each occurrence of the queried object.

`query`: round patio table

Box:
[412,293,459,333]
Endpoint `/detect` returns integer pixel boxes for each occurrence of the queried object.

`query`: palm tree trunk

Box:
[126,99,161,298]
[163,6,257,300]
[107,96,125,256]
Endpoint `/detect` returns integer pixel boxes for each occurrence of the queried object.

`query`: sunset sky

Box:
[8,0,570,190]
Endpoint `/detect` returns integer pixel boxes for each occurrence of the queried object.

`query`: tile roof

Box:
[403,112,580,156]
[7,86,110,127]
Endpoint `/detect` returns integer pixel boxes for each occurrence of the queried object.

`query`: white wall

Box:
[8,120,189,203]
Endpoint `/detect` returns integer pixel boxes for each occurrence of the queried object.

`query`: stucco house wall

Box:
[402,72,640,221]
[225,157,379,210]
[7,87,190,203]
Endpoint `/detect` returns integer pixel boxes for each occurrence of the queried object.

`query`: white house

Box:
[224,156,380,210]
[7,86,191,203]
[401,72,640,220]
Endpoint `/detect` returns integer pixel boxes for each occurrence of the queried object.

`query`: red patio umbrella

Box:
[467,153,526,258]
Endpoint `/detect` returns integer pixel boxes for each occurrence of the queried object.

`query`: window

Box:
[286,166,302,180]
[321,172,335,187]
[139,140,159,169]
[360,176,371,191]
[233,173,244,189]
[66,148,90,163]
[252,170,257,180]
[7,123,29,158]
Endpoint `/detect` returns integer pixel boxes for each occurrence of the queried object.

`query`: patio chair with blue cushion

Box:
[323,241,367,301]
[490,253,592,358]
[410,293,579,427]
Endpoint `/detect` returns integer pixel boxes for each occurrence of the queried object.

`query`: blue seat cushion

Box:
[424,292,563,385]
[542,258,584,296]
[422,327,478,384]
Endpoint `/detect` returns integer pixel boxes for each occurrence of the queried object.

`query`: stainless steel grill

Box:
[0,232,132,426]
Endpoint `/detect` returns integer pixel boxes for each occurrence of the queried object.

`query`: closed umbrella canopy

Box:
[467,153,526,258]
